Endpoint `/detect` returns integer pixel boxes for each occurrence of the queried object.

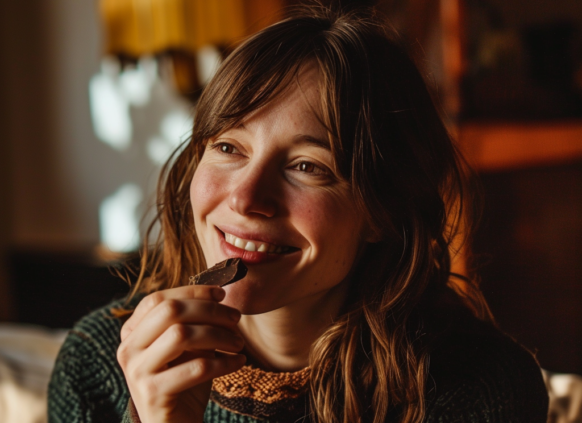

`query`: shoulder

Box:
[48,295,143,423]
[424,316,549,423]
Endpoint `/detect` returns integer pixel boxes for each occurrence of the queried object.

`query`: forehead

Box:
[239,64,326,133]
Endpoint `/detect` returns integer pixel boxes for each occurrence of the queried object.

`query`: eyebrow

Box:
[232,123,331,150]
[292,134,331,150]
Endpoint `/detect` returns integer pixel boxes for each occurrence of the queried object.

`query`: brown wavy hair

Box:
[128,4,493,423]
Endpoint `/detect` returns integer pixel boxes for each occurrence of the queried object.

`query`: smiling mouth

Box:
[223,232,296,254]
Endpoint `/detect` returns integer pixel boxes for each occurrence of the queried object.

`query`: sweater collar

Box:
[211,365,311,422]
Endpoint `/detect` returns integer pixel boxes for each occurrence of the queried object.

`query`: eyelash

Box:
[209,142,239,154]
[209,141,329,177]
[292,161,327,175]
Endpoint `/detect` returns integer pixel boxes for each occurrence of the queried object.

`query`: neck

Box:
[238,279,349,372]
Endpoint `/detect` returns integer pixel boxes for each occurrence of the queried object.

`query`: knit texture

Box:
[48,297,549,423]
[211,365,310,421]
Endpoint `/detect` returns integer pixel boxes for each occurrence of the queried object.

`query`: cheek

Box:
[289,189,364,270]
[190,166,225,219]
[288,196,321,228]
[289,189,359,240]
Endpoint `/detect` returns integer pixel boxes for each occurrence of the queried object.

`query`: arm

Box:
[424,329,549,423]
[48,303,131,423]
[424,374,547,423]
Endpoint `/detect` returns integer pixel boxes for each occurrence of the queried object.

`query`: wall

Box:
[0,1,99,252]
[0,1,189,324]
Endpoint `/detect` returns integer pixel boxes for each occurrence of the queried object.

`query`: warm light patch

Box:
[146,109,193,165]
[99,183,143,252]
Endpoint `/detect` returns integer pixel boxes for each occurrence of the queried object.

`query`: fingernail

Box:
[212,288,226,301]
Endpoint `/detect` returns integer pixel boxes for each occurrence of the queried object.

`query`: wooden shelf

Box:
[457,121,582,172]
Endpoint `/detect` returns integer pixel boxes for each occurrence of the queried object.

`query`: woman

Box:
[48,4,548,423]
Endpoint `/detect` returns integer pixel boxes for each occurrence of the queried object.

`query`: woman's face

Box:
[190,66,370,314]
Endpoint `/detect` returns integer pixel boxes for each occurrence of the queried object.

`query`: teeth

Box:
[234,238,245,249]
[224,232,290,254]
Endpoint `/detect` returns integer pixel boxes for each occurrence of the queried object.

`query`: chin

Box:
[222,284,285,315]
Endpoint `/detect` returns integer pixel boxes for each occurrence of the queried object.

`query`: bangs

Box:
[192,17,331,146]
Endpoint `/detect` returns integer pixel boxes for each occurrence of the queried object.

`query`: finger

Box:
[123,298,241,352]
[141,324,245,373]
[153,352,246,395]
[121,285,226,341]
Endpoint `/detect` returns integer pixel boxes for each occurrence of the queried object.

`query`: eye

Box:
[209,141,239,155]
[294,161,327,175]
[220,144,233,153]
[298,162,315,172]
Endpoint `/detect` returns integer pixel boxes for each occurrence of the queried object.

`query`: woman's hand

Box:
[117,285,246,423]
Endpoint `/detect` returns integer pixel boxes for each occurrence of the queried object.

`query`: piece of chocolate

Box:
[189,258,248,287]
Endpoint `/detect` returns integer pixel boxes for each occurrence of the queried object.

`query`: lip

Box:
[217,225,294,247]
[215,226,300,265]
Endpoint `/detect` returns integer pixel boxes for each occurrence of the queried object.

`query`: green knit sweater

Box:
[48,297,549,423]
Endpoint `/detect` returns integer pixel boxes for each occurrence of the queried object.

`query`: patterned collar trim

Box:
[212,365,310,403]
[210,365,311,421]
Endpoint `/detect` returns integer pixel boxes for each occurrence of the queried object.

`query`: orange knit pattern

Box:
[212,365,311,404]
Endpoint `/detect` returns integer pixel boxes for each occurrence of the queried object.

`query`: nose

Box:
[228,165,278,218]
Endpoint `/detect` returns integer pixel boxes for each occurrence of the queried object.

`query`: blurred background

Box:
[0,0,581,416]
